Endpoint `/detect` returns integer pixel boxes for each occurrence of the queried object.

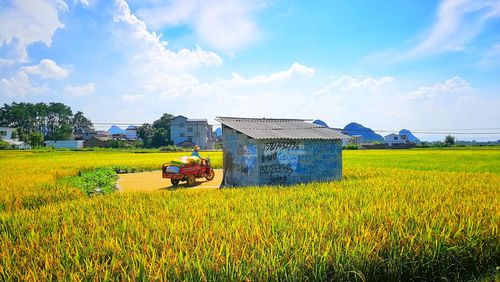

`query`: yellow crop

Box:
[0,148,498,280]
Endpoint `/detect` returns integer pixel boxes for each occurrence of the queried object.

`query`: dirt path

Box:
[117,169,223,192]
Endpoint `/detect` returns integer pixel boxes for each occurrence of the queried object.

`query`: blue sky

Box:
[1,0,500,141]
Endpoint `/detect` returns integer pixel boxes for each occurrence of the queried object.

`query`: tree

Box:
[28,133,44,147]
[45,103,73,140]
[72,111,94,133]
[150,128,168,148]
[444,135,455,146]
[137,113,175,148]
[109,139,127,148]
[11,129,18,140]
[137,124,154,147]
[152,113,175,142]
[51,124,73,140]
[15,127,28,142]
[0,102,91,141]
[0,140,11,150]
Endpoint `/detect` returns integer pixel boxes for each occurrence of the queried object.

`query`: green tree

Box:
[137,113,175,148]
[11,129,18,140]
[444,135,455,146]
[45,103,73,140]
[0,140,11,150]
[152,113,175,141]
[0,102,87,141]
[109,139,127,148]
[72,111,94,133]
[137,124,154,147]
[28,132,44,147]
[150,128,168,148]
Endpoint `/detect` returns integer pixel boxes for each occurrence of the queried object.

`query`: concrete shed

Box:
[216,117,350,187]
[45,140,84,149]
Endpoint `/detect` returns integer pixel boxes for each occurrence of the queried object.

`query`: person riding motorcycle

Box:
[191,145,201,158]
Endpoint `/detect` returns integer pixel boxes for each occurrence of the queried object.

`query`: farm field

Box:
[0,148,499,280]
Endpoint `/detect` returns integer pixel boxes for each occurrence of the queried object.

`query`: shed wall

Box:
[258,139,342,186]
[45,140,84,149]
[222,126,342,187]
[222,126,260,187]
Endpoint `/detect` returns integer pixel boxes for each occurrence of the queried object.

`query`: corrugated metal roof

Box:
[215,117,350,140]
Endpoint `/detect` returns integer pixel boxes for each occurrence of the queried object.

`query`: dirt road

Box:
[117,169,223,192]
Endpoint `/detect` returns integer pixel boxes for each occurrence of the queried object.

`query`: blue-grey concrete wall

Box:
[222,126,342,187]
[222,126,260,187]
[258,139,342,186]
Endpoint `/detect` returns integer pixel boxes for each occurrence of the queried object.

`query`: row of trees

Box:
[137,113,175,148]
[0,102,93,146]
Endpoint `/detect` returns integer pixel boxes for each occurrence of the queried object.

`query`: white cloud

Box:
[194,1,262,52]
[407,76,473,100]
[115,0,222,73]
[479,43,500,67]
[371,0,500,62]
[0,0,64,62]
[108,0,225,100]
[77,0,91,7]
[122,94,144,102]
[190,63,313,96]
[123,62,314,100]
[0,71,48,96]
[113,0,222,80]
[22,59,70,79]
[0,58,16,67]
[136,0,263,52]
[315,75,394,96]
[218,62,315,88]
[408,0,500,57]
[65,83,95,96]
[136,0,199,29]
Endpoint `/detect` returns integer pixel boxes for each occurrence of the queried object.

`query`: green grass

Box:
[72,168,118,195]
[0,148,499,280]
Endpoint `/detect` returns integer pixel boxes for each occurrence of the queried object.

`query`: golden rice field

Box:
[0,148,499,280]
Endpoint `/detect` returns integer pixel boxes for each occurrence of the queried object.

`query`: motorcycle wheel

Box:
[187,175,196,187]
[206,168,215,181]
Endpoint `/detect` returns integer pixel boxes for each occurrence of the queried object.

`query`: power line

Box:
[91,121,500,135]
[92,122,147,125]
[344,129,500,135]
[400,132,500,135]
[413,128,500,131]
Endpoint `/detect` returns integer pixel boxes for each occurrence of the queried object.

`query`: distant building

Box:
[74,130,111,140]
[384,133,408,146]
[216,117,350,187]
[45,140,84,149]
[342,135,361,147]
[0,127,15,140]
[83,137,112,148]
[125,125,138,140]
[0,127,31,149]
[170,116,216,149]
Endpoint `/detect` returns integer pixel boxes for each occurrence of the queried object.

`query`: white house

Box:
[0,127,31,149]
[384,133,408,146]
[0,127,15,140]
[342,135,362,147]
[170,116,216,149]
